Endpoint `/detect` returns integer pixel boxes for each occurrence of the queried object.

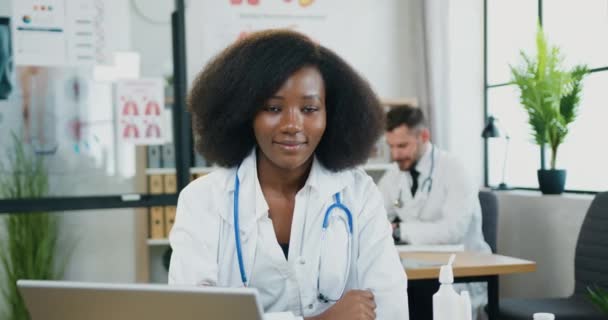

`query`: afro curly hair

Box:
[188,29,384,171]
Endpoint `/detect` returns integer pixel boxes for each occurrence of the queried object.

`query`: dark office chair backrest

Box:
[479,190,498,253]
[574,192,608,296]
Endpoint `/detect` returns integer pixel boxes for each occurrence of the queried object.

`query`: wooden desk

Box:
[401,251,536,279]
[401,251,536,320]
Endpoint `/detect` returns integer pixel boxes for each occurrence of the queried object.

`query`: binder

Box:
[149,206,165,239]
[147,145,162,168]
[163,174,177,193]
[149,175,163,194]
[164,206,177,237]
[161,143,175,168]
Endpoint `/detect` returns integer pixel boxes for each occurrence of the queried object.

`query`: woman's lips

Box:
[274,141,306,151]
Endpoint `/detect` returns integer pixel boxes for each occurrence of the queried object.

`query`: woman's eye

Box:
[265,105,281,112]
[302,106,319,113]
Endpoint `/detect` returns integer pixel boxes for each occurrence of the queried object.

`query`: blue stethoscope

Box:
[234,169,354,294]
[393,145,435,209]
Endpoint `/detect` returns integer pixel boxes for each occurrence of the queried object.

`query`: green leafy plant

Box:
[510,25,588,169]
[588,285,608,315]
[0,133,66,320]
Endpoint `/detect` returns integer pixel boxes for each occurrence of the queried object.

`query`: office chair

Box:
[498,192,608,320]
[479,190,498,253]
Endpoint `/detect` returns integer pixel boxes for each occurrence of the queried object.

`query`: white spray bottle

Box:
[433,254,463,320]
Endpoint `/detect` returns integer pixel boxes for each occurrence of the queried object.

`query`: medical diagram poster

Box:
[115,79,165,146]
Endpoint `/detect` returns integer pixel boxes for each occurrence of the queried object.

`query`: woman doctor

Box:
[168,30,409,320]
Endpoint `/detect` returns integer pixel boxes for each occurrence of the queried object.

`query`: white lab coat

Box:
[377,143,491,319]
[169,149,409,320]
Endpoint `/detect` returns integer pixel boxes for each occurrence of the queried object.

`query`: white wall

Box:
[129,0,173,78]
[496,191,593,298]
[446,0,485,185]
[59,208,139,282]
[0,2,9,16]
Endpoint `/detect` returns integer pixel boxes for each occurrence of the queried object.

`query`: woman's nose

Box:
[280,107,303,133]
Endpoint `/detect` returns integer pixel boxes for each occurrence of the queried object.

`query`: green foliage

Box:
[510,25,588,169]
[0,133,64,320]
[588,285,608,315]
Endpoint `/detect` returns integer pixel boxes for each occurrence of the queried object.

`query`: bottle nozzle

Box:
[448,253,456,266]
[439,254,456,284]
[439,265,453,284]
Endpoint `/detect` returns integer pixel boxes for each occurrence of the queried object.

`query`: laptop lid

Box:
[17,280,264,320]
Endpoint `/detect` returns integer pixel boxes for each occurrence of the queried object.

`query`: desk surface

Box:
[401,251,536,280]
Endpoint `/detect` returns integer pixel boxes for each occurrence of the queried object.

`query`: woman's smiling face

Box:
[253,66,327,171]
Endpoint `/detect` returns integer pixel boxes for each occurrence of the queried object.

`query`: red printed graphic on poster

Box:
[115,78,165,145]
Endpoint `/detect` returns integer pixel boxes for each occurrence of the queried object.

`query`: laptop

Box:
[17,280,264,320]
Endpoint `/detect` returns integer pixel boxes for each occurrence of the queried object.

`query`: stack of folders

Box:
[148,174,177,239]
[148,173,209,239]
[147,143,210,240]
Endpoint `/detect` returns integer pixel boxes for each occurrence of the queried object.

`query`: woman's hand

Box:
[307,290,376,320]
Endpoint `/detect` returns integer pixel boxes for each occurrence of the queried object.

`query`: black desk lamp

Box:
[482,116,510,190]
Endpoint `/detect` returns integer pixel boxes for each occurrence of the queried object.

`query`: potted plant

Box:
[0,134,69,320]
[588,285,608,315]
[510,26,588,194]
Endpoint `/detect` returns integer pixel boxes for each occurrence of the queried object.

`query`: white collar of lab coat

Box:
[222,149,268,230]
[223,148,350,228]
[412,142,434,178]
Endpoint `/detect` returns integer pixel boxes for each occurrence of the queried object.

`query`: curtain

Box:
[405,0,451,148]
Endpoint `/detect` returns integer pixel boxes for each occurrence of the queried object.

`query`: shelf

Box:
[145,168,176,175]
[147,238,170,246]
